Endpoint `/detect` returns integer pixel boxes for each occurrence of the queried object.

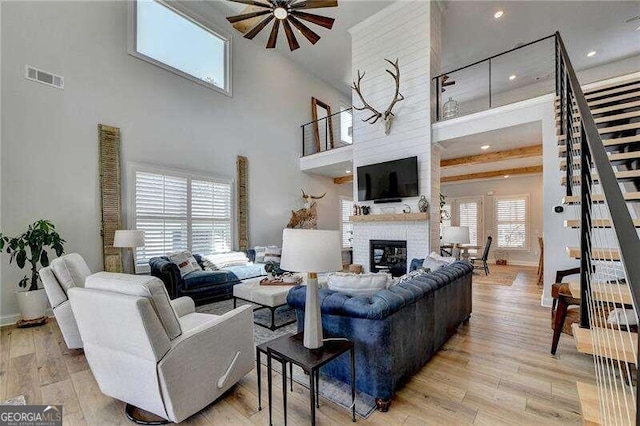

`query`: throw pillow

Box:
[203,252,250,269]
[254,246,267,263]
[423,256,448,272]
[167,251,197,277]
[429,251,457,265]
[390,268,430,287]
[264,246,282,263]
[327,272,391,297]
[201,258,219,271]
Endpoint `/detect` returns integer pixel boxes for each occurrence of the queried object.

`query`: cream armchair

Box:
[68,272,254,423]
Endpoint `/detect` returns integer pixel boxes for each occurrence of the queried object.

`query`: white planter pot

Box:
[16,289,49,320]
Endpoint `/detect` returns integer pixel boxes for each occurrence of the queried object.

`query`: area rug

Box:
[473,269,517,286]
[1,395,26,405]
[197,299,377,418]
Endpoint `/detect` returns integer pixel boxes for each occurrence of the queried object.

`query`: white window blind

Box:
[458,201,479,246]
[133,167,233,271]
[340,198,353,249]
[495,196,528,249]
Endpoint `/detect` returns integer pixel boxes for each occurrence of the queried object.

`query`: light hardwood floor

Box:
[0,265,594,425]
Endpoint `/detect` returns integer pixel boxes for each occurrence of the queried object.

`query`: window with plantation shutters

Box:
[495,196,528,250]
[458,201,479,246]
[132,166,233,272]
[340,197,353,249]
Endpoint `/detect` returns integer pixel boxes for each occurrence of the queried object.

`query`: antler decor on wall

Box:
[351,58,404,135]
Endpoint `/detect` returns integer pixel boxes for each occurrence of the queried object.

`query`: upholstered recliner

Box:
[68,272,254,423]
[40,253,92,349]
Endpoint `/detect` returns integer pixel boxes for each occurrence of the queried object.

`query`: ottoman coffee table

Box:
[233,278,297,330]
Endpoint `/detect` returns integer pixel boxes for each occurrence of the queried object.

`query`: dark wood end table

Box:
[263,332,356,425]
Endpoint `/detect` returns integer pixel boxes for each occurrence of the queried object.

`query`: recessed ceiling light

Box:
[509,74,516,80]
[345,170,351,174]
[504,175,510,178]
[494,10,504,19]
[587,50,597,57]
[481,145,490,150]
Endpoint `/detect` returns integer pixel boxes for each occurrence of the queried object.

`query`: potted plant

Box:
[0,220,65,321]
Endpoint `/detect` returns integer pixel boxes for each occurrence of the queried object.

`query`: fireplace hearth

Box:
[370,240,407,277]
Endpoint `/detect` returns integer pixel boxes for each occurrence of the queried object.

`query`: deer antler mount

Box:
[351,58,404,135]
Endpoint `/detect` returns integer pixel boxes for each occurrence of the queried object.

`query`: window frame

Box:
[339,196,353,250]
[127,0,233,96]
[494,194,530,251]
[442,196,484,249]
[127,162,235,273]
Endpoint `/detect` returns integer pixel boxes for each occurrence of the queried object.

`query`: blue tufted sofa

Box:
[287,260,473,410]
[149,250,266,305]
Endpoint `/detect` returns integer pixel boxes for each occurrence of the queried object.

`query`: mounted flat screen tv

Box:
[357,156,419,202]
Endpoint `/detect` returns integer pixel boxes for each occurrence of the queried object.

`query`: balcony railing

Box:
[432,34,556,121]
[301,108,353,157]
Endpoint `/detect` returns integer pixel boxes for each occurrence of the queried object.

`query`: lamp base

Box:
[304,272,323,349]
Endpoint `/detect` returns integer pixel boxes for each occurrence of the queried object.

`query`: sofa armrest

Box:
[150,257,183,299]
[171,297,195,317]
[157,305,254,422]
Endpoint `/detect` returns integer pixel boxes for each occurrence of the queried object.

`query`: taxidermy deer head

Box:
[352,58,404,135]
[301,189,326,209]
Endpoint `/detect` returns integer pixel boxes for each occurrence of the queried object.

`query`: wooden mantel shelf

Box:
[349,212,429,223]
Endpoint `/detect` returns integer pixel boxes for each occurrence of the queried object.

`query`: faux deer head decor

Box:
[352,58,404,135]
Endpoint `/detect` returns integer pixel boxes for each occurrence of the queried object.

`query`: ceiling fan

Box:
[226,0,338,51]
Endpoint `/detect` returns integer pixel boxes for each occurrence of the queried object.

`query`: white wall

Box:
[349,1,433,271]
[0,1,348,322]
[442,173,544,265]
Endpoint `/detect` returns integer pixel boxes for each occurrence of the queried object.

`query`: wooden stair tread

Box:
[568,281,633,305]
[563,192,640,204]
[560,152,640,169]
[555,110,640,125]
[576,381,636,426]
[555,100,640,116]
[554,89,640,107]
[560,170,640,185]
[571,323,637,364]
[585,82,640,101]
[558,135,640,154]
[557,122,640,140]
[566,246,620,260]
[584,76,640,94]
[564,219,640,228]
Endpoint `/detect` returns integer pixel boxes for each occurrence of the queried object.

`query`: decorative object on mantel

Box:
[442,97,459,120]
[418,195,429,213]
[311,97,334,152]
[361,206,371,215]
[402,204,412,214]
[237,155,249,251]
[353,204,361,216]
[98,124,124,273]
[286,189,326,229]
[352,58,405,135]
[225,0,337,51]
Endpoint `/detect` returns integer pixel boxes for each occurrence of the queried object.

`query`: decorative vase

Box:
[443,97,459,120]
[418,195,428,213]
[16,289,48,320]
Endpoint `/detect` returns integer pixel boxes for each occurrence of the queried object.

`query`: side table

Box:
[264,332,356,425]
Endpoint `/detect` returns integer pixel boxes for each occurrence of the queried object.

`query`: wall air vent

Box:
[24,65,64,89]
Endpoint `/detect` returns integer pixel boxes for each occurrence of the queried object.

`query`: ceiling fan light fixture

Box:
[273,7,288,20]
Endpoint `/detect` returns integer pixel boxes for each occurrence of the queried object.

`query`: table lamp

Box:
[442,226,470,260]
[280,229,342,349]
[113,230,145,274]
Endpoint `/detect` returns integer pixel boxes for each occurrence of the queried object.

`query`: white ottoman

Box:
[233,278,298,330]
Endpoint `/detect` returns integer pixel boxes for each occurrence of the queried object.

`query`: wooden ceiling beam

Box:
[441,166,543,183]
[440,145,542,169]
[333,175,353,184]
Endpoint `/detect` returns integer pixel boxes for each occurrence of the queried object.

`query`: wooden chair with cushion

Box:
[550,267,581,354]
[470,236,492,275]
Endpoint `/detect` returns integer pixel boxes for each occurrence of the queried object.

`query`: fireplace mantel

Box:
[349,212,429,223]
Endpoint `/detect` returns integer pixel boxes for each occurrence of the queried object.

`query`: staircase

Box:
[554,32,640,426]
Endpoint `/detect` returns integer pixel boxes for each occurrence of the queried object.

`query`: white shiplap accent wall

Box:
[349,1,432,271]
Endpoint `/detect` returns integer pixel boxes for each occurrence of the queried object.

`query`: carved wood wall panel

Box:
[98,124,123,272]
[237,155,249,251]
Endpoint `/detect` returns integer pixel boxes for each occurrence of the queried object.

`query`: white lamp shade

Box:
[113,230,145,248]
[280,229,342,273]
[442,226,470,245]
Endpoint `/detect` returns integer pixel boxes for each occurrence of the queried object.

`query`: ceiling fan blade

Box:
[226,0,272,8]
[227,10,271,24]
[289,11,334,29]
[266,19,281,48]
[288,15,320,44]
[282,19,300,51]
[244,15,275,39]
[291,0,338,10]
